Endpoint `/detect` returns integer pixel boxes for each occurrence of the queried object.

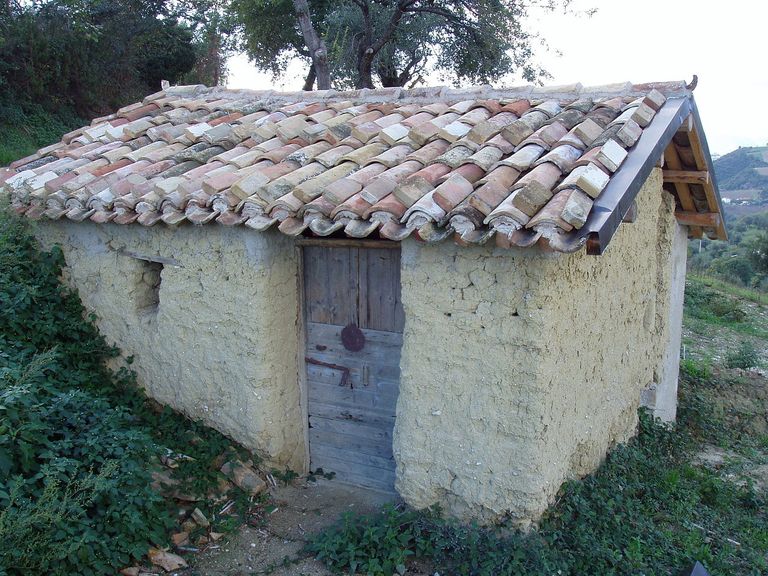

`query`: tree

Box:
[176,0,240,86]
[748,232,768,274]
[293,0,331,89]
[0,0,203,114]
[231,0,333,90]
[234,0,584,90]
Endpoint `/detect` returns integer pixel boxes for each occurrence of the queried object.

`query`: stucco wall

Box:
[33,222,305,471]
[395,168,679,525]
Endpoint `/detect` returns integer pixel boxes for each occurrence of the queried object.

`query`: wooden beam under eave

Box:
[664,142,702,237]
[675,210,721,228]
[684,111,728,240]
[663,169,710,185]
[295,237,400,249]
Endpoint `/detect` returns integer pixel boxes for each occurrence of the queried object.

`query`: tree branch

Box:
[291,0,330,89]
[302,63,317,91]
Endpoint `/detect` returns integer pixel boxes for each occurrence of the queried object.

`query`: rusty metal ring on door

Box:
[341,323,365,352]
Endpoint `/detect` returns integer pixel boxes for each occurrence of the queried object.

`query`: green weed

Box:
[725,340,760,370]
[308,413,767,576]
[0,207,253,574]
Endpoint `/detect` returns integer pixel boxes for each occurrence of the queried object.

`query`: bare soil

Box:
[187,479,399,576]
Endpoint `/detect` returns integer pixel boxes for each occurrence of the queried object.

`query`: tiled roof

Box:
[1,81,725,253]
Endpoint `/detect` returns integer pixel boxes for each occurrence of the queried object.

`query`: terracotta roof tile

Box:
[4,80,722,252]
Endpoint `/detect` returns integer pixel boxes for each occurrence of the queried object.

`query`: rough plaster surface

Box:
[395,169,679,525]
[34,222,305,471]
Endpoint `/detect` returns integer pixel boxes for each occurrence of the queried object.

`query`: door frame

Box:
[295,237,401,478]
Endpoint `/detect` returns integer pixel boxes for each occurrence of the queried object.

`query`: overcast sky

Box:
[227,0,768,156]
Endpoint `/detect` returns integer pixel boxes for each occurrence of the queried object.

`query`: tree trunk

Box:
[292,0,330,90]
[356,48,375,89]
[302,64,317,91]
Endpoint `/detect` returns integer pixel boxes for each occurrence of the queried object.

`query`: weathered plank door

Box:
[303,244,405,492]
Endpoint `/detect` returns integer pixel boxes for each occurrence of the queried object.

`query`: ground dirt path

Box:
[188,480,400,575]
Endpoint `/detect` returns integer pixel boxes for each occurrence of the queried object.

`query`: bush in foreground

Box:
[0,207,247,574]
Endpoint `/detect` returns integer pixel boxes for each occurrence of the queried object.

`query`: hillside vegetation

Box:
[714,147,768,198]
[688,210,768,290]
[0,209,262,575]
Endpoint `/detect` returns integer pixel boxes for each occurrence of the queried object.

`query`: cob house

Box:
[1,79,726,525]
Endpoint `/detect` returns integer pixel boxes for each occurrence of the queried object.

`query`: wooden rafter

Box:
[685,123,728,240]
[675,211,721,228]
[663,141,702,238]
[663,170,710,185]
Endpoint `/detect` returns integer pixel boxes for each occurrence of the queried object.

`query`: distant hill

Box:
[713,147,768,200]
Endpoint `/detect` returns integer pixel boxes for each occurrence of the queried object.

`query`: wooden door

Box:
[303,244,404,492]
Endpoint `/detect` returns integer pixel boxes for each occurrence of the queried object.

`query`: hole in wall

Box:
[135,259,163,312]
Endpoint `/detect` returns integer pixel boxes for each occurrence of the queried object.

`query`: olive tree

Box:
[232,0,588,90]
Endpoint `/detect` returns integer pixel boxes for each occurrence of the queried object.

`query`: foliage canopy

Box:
[232,0,584,90]
[0,0,230,117]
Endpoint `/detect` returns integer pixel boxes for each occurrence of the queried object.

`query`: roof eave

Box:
[553,96,692,255]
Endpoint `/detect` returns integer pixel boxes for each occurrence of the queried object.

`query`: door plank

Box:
[312,443,396,471]
[310,453,396,492]
[310,415,394,440]
[303,245,403,492]
[358,248,405,332]
[309,400,397,428]
[308,379,399,411]
[305,363,399,392]
[309,429,394,459]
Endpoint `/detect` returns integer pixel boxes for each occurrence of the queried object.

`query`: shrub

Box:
[725,340,760,370]
[0,207,250,574]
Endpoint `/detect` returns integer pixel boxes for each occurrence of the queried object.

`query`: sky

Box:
[226,0,768,156]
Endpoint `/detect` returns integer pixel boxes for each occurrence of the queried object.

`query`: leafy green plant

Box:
[0,463,118,573]
[0,207,256,574]
[271,468,300,486]
[306,467,336,483]
[725,340,760,370]
[680,356,713,383]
